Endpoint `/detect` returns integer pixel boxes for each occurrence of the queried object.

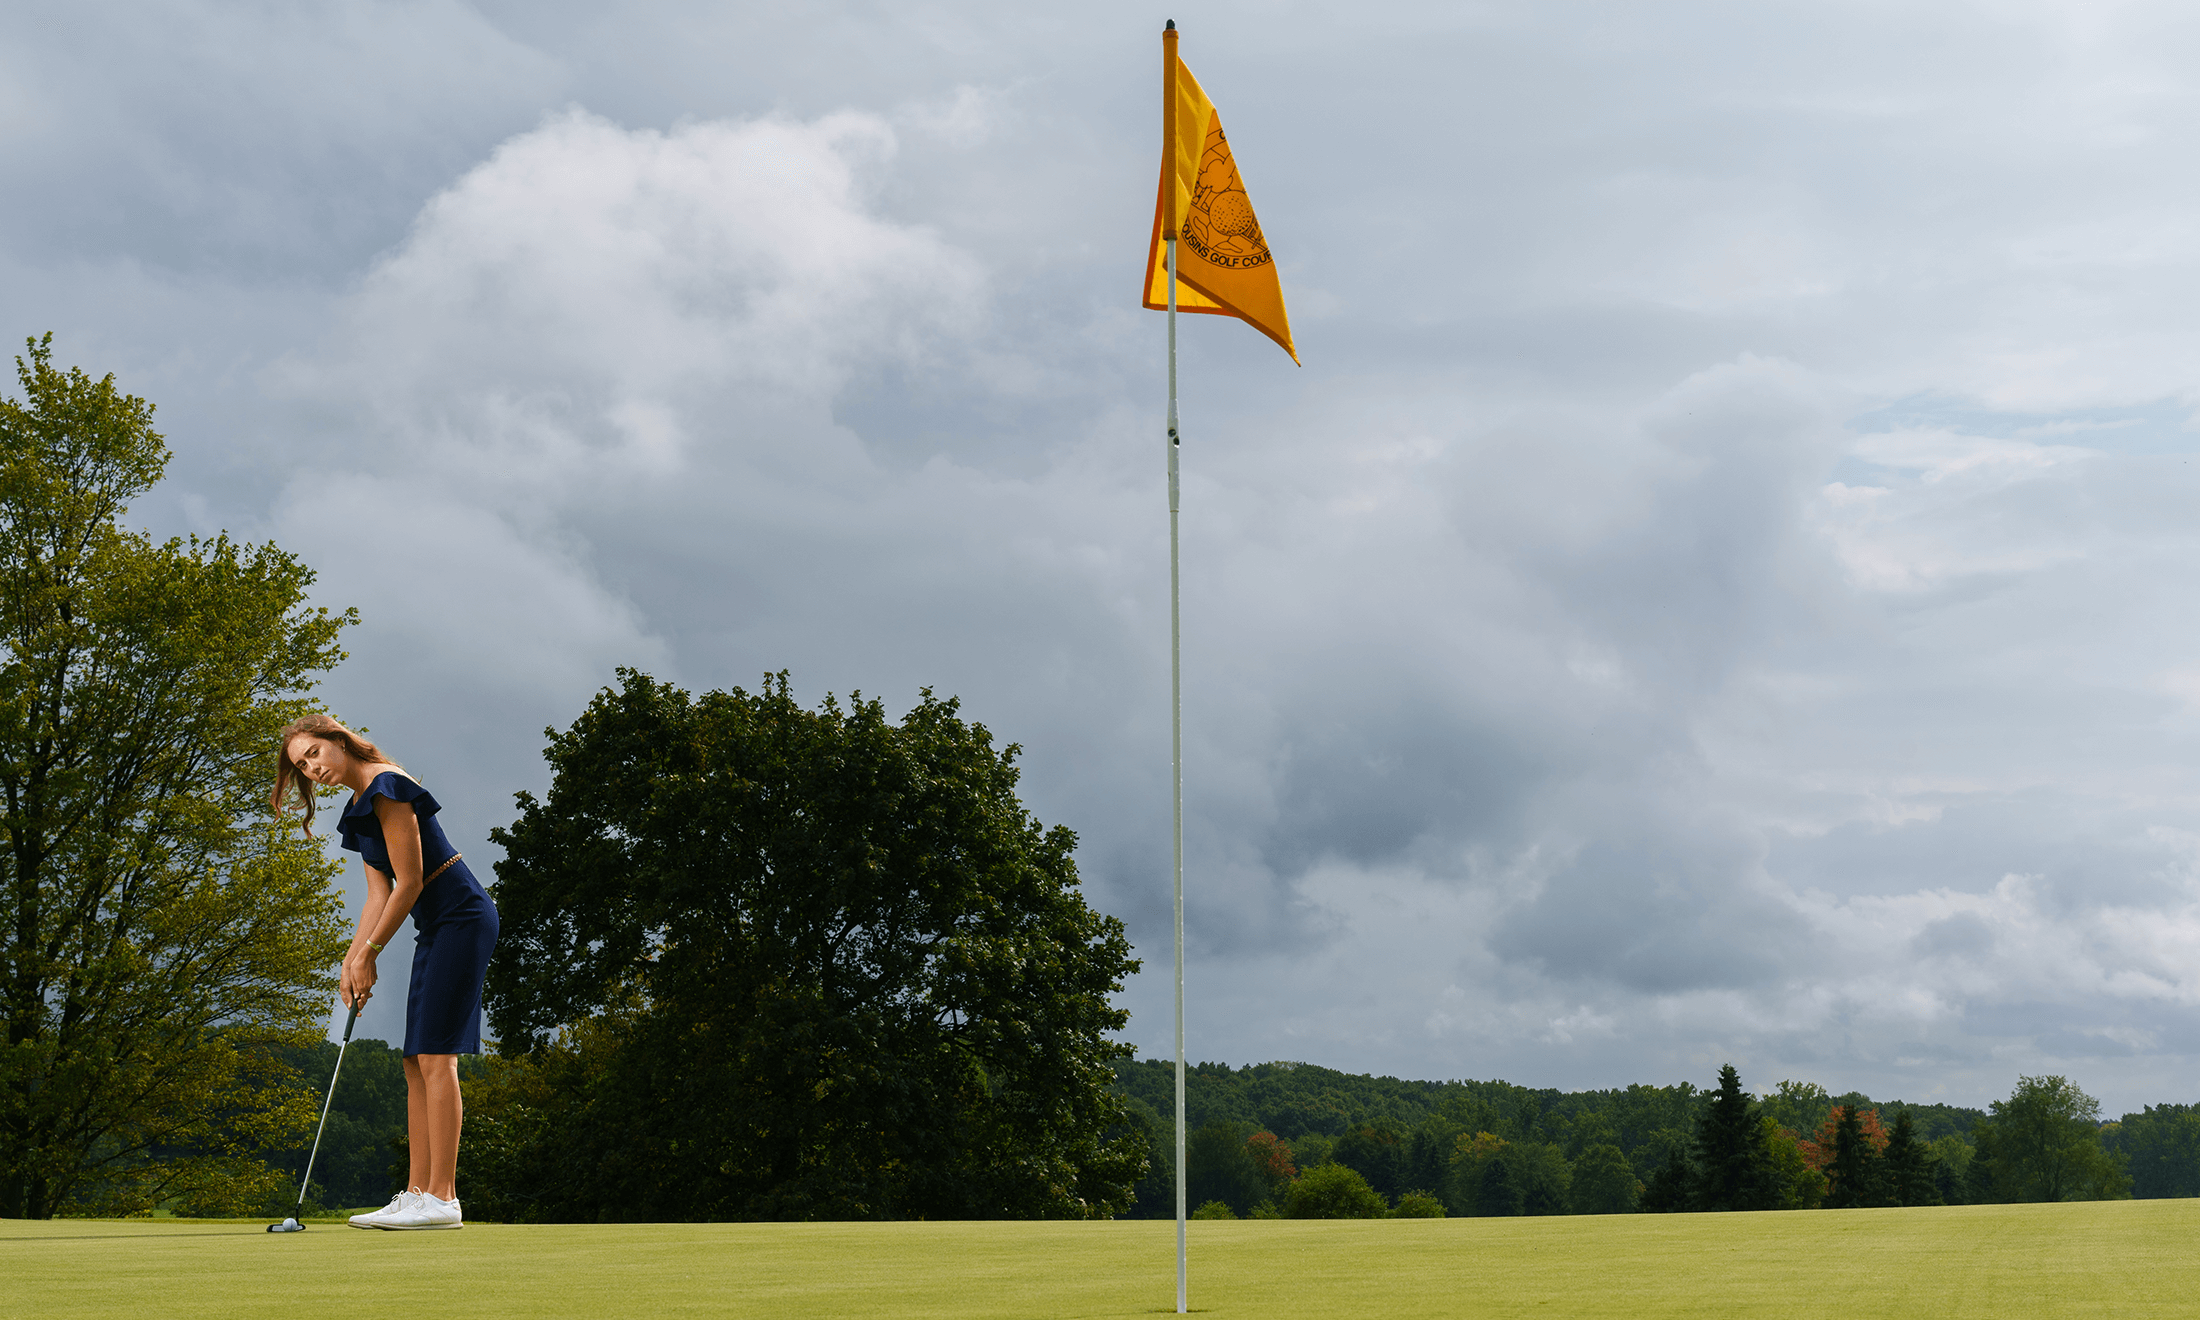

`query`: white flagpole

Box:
[1167,230,1186,1316]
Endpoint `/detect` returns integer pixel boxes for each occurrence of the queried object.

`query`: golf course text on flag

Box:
[1143,32,1297,364]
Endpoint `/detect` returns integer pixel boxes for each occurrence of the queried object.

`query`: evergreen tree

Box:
[1692,1064,1780,1212]
[1881,1110,1941,1207]
[1823,1105,1888,1209]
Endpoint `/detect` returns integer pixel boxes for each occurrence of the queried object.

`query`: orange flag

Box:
[1143,25,1298,364]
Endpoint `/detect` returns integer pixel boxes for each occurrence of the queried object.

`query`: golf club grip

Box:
[342,996,363,1042]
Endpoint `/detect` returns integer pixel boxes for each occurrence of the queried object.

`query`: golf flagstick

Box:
[269,996,365,1232]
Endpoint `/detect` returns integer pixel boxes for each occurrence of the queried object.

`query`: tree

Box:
[1568,1143,1640,1214]
[1333,1121,1409,1202]
[1475,1149,1522,1216]
[1284,1161,1388,1218]
[1761,1080,1834,1139]
[1113,1095,1175,1218]
[1443,1130,1509,1216]
[2105,1105,2200,1200]
[1639,1149,1693,1213]
[267,1037,407,1213]
[1759,1117,1825,1211]
[1980,1076,2129,1203]
[1822,1106,1889,1209]
[1964,1122,2002,1204]
[1881,1110,1941,1207]
[1186,1122,1266,1216]
[1927,1134,1973,1205]
[0,337,352,1218]
[1405,1115,1464,1197]
[1244,1130,1297,1206]
[1692,1065,1781,1212]
[483,670,1145,1220]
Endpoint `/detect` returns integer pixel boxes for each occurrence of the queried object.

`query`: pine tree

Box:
[1881,1110,1941,1206]
[1692,1064,1780,1211]
[1824,1105,1889,1208]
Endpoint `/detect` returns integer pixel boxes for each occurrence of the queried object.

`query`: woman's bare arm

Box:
[351,866,392,954]
[340,789,429,1007]
[362,792,427,945]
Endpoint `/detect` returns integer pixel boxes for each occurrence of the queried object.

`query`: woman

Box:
[271,714,499,1231]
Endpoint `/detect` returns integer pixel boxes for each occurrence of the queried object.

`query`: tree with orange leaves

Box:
[1811,1105,1891,1208]
[1244,1130,1297,1205]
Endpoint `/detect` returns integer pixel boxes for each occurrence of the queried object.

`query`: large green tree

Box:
[1567,1143,1639,1214]
[482,670,1145,1220]
[0,336,353,1218]
[1974,1075,2129,1203]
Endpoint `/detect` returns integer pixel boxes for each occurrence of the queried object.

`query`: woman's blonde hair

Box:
[271,714,392,835]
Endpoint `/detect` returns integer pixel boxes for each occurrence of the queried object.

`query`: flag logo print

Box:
[1184,124,1271,271]
[1141,35,1297,364]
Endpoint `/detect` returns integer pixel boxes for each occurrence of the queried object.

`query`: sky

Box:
[11,0,2200,1115]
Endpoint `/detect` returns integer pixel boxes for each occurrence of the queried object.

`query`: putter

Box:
[267,995,365,1233]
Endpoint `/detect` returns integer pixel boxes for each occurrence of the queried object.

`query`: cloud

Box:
[20,2,2200,1112]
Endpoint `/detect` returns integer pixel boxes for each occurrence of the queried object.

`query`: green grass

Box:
[5,1200,2197,1319]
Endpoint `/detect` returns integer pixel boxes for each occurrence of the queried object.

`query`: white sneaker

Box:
[350,1191,416,1229]
[378,1192,463,1230]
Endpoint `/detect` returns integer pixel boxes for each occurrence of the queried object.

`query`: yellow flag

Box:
[1142,26,1298,364]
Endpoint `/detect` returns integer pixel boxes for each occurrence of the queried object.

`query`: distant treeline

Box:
[1112,1059,2200,1218]
[260,1044,2200,1219]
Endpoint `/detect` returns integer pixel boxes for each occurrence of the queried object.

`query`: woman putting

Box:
[272,715,499,1231]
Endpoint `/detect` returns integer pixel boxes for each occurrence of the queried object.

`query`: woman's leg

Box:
[402,1055,430,1191]
[414,1053,463,1201]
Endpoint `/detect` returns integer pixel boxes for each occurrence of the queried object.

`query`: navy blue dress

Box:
[337,771,500,1057]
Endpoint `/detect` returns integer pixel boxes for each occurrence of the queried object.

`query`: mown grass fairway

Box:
[6,1199,2197,1319]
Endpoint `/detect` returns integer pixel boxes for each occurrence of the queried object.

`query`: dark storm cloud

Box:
[12,1,2200,1110]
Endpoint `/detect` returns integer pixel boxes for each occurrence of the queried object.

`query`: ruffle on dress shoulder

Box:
[337,771,442,852]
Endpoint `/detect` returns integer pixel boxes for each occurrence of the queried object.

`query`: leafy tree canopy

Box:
[1284,1162,1387,1218]
[1976,1075,2129,1204]
[2105,1105,2200,1200]
[0,336,352,1218]
[480,670,1143,1221]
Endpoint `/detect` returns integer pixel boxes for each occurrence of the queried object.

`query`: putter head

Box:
[267,1218,304,1232]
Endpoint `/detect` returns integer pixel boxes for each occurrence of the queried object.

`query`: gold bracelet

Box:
[366,939,385,953]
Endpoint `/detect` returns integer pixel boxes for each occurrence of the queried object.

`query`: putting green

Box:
[5,1199,2195,1318]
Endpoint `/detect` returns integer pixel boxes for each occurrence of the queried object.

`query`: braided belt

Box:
[424,853,462,884]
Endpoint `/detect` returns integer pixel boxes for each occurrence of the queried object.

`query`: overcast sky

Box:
[14,1,2200,1114]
